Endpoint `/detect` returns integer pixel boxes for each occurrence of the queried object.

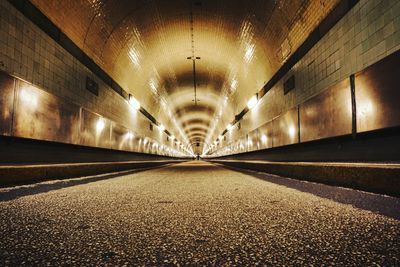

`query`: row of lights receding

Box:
[19,82,190,156]
[202,94,258,156]
[212,93,259,146]
[127,94,191,155]
[93,118,186,156]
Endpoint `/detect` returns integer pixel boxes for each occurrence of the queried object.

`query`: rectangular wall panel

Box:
[272,107,299,147]
[80,108,111,149]
[13,80,80,144]
[0,72,15,136]
[300,78,352,142]
[355,51,400,133]
[247,130,260,152]
[258,121,273,149]
[110,123,135,152]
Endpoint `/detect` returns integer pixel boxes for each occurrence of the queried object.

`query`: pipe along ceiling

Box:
[30,0,339,155]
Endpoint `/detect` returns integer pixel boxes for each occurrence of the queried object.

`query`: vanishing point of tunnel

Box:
[0,0,399,266]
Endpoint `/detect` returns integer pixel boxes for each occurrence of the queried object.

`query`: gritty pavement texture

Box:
[0,161,399,266]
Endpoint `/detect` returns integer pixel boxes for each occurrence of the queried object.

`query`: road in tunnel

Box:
[0,161,399,265]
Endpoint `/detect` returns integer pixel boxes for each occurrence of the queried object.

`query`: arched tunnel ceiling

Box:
[30,0,340,154]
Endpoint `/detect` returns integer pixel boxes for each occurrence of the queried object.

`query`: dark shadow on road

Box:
[0,167,163,202]
[216,164,400,220]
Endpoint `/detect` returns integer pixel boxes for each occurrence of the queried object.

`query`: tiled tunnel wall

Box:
[0,0,188,158]
[208,0,400,157]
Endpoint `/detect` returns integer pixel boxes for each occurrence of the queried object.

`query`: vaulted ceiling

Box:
[30,0,340,154]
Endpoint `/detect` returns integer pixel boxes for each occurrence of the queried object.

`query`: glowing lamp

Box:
[96,119,105,132]
[128,94,140,110]
[261,134,267,143]
[247,94,258,109]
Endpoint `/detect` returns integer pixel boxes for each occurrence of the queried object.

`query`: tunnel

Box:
[0,0,400,265]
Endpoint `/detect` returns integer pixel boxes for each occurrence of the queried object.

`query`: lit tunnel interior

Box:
[1,0,400,265]
[21,0,339,157]
[0,0,399,168]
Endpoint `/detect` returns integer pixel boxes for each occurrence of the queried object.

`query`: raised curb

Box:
[210,160,400,197]
[0,160,184,186]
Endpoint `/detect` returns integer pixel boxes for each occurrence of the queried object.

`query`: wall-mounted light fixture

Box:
[128,94,140,110]
[261,134,267,143]
[96,118,105,133]
[127,132,134,139]
[247,93,259,109]
[288,125,296,137]
[20,88,38,108]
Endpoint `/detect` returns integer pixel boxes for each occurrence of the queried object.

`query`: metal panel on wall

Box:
[13,80,81,144]
[247,129,260,152]
[0,72,15,136]
[272,106,299,147]
[355,51,400,133]
[258,121,273,149]
[300,78,352,142]
[110,123,135,152]
[80,108,112,148]
[238,136,247,153]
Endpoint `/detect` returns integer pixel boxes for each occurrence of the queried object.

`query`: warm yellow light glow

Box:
[218,135,223,141]
[128,95,140,110]
[261,134,267,143]
[159,124,165,131]
[127,132,134,139]
[361,100,374,115]
[244,43,255,62]
[227,123,233,131]
[20,88,38,108]
[170,135,175,140]
[289,125,296,137]
[247,95,258,109]
[96,119,105,132]
[128,47,140,68]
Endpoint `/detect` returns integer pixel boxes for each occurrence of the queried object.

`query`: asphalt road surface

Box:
[0,161,399,266]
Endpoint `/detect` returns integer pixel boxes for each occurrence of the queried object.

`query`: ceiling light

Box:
[128,94,140,110]
[170,135,175,140]
[227,123,233,131]
[159,124,165,131]
[247,94,258,109]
